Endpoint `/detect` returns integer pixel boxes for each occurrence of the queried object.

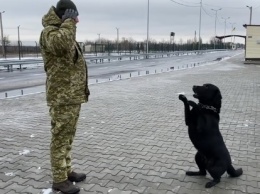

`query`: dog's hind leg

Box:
[227,165,243,177]
[186,152,207,176]
[205,161,226,188]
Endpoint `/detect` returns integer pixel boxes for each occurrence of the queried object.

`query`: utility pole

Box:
[198,0,202,50]
[116,27,119,53]
[230,22,236,49]
[222,17,230,49]
[146,0,150,55]
[211,8,222,49]
[246,6,252,25]
[0,11,5,58]
[97,33,101,44]
[18,25,21,60]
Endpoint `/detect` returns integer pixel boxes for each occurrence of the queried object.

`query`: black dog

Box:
[179,83,242,188]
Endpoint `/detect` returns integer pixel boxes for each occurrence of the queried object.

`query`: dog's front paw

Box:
[188,100,197,107]
[179,94,187,102]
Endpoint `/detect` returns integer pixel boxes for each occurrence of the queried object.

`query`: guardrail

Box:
[0,49,227,71]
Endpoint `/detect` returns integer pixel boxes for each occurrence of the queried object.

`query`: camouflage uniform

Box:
[39,7,89,183]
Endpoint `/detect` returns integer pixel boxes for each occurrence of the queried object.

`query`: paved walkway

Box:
[0,53,259,194]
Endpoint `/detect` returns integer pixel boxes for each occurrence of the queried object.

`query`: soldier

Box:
[40,0,90,193]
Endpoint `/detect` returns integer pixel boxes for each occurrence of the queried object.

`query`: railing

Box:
[0,49,227,71]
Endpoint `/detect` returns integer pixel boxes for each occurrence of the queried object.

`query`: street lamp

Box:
[97,33,101,44]
[116,27,119,53]
[198,0,202,50]
[230,22,236,48]
[18,25,21,60]
[146,0,150,55]
[211,8,222,49]
[222,16,230,49]
[0,11,5,58]
[246,6,252,25]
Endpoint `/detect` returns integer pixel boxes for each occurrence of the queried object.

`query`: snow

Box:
[19,149,30,155]
[4,172,15,176]
[0,50,244,100]
[41,188,52,194]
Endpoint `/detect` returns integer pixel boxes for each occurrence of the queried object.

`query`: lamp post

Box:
[116,27,119,53]
[0,11,5,58]
[230,22,236,48]
[97,33,101,44]
[18,25,20,59]
[198,0,202,50]
[211,8,222,49]
[222,17,230,49]
[35,41,38,58]
[246,6,252,25]
[146,0,150,55]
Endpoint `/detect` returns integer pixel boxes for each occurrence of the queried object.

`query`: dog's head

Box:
[193,83,222,111]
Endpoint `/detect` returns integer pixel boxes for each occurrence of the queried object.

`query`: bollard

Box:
[120,75,122,79]
[155,70,156,73]
[21,90,24,95]
[5,93,7,98]
[130,73,131,77]
[96,79,98,83]
[138,71,140,76]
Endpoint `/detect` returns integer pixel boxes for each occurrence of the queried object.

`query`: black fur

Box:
[179,83,243,188]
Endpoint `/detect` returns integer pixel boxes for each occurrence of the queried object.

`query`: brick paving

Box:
[0,54,259,194]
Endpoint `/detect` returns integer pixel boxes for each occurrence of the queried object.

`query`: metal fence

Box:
[0,40,244,59]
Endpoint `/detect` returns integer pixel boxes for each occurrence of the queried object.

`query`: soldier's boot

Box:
[52,180,80,194]
[68,171,86,182]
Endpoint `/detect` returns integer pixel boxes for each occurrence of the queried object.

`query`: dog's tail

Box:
[227,165,243,177]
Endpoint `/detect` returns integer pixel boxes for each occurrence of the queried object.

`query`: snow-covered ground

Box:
[0,51,242,99]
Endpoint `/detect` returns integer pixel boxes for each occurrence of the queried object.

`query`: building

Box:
[243,25,260,61]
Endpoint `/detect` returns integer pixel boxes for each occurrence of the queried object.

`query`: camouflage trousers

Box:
[49,104,81,183]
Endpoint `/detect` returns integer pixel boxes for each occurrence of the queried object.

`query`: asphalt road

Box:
[0,50,243,93]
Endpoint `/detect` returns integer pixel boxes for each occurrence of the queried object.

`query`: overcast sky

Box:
[0,0,259,44]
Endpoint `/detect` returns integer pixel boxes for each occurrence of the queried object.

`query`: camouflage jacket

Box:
[40,6,89,106]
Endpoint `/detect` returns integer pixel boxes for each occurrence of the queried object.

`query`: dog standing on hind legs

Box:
[179,83,243,188]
